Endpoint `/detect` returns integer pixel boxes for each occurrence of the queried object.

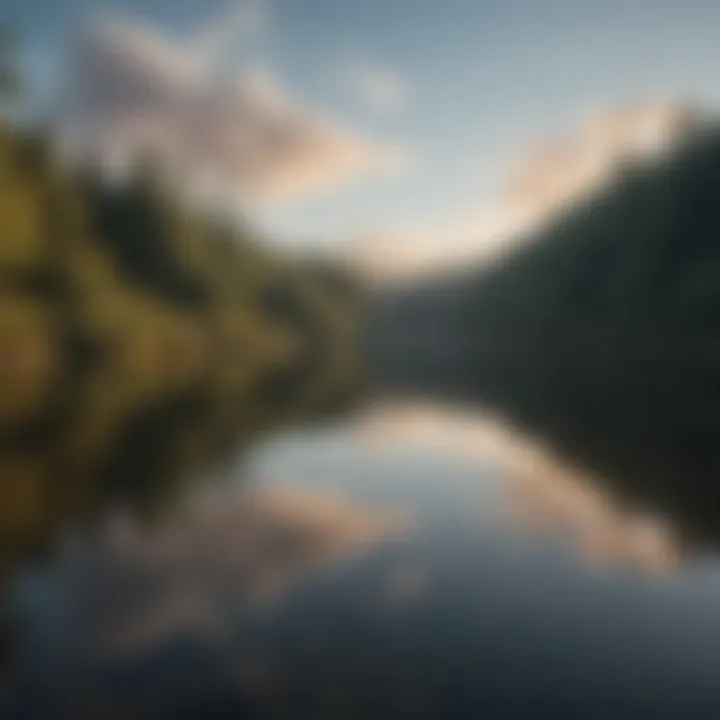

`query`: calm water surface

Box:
[5,414,720,719]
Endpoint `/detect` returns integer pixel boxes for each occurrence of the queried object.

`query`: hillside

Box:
[370,123,720,550]
[0,118,362,579]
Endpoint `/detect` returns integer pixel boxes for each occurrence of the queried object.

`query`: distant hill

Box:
[369,119,720,551]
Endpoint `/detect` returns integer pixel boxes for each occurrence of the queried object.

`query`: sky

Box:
[8,0,720,251]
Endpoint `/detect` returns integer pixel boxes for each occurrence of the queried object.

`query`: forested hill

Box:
[0,118,361,580]
[369,123,720,550]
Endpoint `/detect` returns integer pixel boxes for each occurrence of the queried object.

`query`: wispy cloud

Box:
[59,17,397,207]
[507,101,699,214]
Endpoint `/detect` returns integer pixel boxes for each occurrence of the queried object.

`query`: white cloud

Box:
[345,205,533,284]
[507,101,701,215]
[60,17,395,206]
[338,59,410,114]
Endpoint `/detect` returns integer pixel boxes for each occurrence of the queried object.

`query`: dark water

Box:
[6,107,720,718]
[5,420,720,719]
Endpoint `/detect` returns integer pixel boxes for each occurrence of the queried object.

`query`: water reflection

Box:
[357,403,679,569]
[8,422,720,720]
[21,482,410,656]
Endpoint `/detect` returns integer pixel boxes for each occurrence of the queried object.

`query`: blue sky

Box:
[9,0,720,245]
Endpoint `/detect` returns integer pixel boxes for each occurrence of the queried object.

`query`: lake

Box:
[5,404,720,719]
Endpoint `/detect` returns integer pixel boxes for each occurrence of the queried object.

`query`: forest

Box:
[0,31,362,587]
[426,122,720,551]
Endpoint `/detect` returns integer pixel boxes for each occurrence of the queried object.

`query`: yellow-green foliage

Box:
[0,120,363,572]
